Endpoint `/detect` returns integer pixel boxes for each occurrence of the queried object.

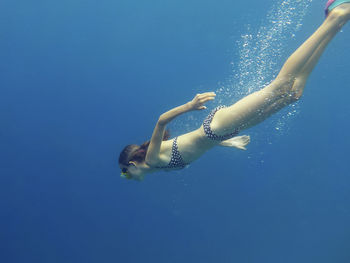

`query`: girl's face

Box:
[121,162,145,181]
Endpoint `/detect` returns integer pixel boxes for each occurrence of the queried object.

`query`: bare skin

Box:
[123,4,350,181]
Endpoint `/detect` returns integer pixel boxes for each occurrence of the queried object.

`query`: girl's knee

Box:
[272,75,305,102]
[290,77,306,101]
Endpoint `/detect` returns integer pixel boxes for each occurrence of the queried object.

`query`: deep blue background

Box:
[1,0,350,262]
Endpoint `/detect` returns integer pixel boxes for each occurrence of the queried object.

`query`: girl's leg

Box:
[211,5,350,134]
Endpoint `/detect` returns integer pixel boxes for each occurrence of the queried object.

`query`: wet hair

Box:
[119,130,170,168]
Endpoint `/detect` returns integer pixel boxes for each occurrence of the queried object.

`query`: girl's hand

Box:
[188,92,216,111]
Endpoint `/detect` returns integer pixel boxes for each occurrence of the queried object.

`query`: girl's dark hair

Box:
[119,130,170,168]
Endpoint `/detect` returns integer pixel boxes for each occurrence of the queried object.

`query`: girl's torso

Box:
[156,126,218,169]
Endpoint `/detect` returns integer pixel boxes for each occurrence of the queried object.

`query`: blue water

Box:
[1,0,350,262]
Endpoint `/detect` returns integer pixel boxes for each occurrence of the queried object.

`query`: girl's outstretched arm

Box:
[145,92,215,166]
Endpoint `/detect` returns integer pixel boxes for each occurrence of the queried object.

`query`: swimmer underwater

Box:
[119,0,350,181]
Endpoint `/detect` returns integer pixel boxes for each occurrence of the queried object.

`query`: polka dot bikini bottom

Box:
[203,105,239,141]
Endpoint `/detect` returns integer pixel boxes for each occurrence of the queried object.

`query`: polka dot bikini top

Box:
[156,137,188,170]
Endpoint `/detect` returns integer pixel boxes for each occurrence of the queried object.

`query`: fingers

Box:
[195,92,216,98]
[199,97,214,104]
[192,92,216,110]
[196,92,216,98]
[200,92,216,96]
[196,92,216,103]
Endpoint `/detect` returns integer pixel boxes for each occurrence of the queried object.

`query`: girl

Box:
[119,0,350,181]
